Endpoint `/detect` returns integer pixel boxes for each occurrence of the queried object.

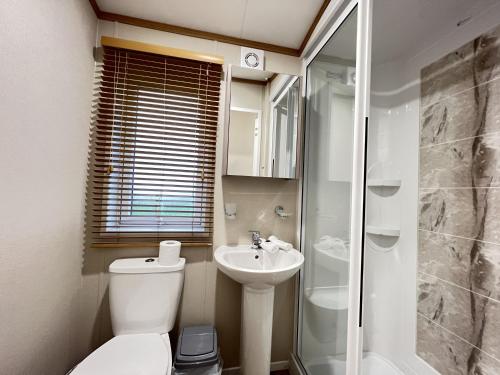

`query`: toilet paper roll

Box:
[159,240,181,266]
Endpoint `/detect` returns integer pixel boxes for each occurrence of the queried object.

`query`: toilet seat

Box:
[70,333,172,375]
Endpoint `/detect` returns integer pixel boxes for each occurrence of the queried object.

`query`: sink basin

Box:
[214,244,304,288]
[214,244,304,375]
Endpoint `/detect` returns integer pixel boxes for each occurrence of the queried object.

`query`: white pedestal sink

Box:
[214,245,304,375]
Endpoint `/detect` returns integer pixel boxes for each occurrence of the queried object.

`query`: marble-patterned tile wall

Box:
[418,24,500,374]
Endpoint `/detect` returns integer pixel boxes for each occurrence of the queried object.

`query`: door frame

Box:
[228,106,262,176]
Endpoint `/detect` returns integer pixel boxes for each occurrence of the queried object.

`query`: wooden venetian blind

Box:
[86,42,222,247]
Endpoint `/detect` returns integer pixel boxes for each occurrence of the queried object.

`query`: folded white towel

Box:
[316,235,344,249]
[268,235,293,251]
[260,241,279,253]
[314,235,348,259]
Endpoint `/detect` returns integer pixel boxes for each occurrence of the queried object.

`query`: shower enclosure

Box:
[297,1,370,374]
[295,0,500,374]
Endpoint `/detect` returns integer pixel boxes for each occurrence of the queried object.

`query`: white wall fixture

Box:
[365,161,401,252]
[224,202,237,220]
[275,205,293,218]
[366,178,401,188]
[365,225,400,237]
[240,47,265,70]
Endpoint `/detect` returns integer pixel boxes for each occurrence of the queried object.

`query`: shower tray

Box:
[305,352,403,375]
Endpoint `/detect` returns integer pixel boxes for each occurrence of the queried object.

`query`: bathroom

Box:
[1,0,500,374]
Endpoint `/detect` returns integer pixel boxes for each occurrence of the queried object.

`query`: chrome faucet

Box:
[249,230,262,249]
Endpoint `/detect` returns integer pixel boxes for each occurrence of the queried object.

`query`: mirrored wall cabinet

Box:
[222,65,302,179]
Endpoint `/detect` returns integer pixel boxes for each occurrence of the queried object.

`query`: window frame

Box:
[87,43,221,247]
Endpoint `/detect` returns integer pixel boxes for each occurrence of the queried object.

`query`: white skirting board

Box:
[222,360,289,374]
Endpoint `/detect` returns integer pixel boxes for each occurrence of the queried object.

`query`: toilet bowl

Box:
[70,257,185,375]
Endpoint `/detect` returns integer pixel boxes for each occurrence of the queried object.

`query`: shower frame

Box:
[293,0,373,374]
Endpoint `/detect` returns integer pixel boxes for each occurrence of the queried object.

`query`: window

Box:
[86,43,222,247]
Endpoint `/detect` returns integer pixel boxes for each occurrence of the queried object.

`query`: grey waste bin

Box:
[173,325,222,375]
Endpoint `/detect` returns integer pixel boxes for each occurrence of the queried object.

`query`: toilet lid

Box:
[71,334,171,375]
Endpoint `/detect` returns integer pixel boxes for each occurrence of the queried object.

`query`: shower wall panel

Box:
[417,24,500,374]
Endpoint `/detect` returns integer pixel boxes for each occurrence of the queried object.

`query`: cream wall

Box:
[231,81,265,109]
[80,20,302,368]
[0,1,97,374]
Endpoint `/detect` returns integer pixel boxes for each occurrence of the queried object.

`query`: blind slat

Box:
[95,117,217,135]
[95,87,221,107]
[93,157,216,169]
[102,51,222,73]
[95,88,221,109]
[100,67,222,87]
[94,137,216,153]
[93,164,215,175]
[98,79,221,100]
[93,147,217,162]
[96,102,220,121]
[94,112,218,129]
[94,126,217,143]
[86,45,221,247]
[94,203,214,209]
[90,224,214,229]
[96,96,220,116]
[94,109,219,127]
[93,169,215,178]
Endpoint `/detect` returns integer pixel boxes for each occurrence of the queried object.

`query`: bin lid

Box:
[175,326,219,369]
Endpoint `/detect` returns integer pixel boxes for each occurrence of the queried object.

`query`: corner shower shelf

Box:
[366,225,400,237]
[367,178,401,188]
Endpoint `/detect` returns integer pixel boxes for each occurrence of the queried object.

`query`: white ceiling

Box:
[318,0,500,64]
[96,0,325,49]
[372,0,500,64]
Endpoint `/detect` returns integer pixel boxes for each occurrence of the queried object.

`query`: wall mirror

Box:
[223,65,301,179]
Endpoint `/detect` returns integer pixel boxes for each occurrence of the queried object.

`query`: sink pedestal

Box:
[214,245,304,374]
[240,285,275,375]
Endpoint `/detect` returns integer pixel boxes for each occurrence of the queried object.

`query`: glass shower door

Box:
[297,1,372,373]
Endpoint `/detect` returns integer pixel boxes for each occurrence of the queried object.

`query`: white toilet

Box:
[71,256,186,375]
